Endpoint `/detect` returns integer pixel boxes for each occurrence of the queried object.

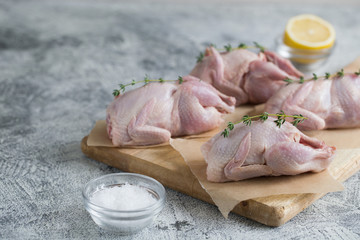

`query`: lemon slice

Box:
[284,14,336,50]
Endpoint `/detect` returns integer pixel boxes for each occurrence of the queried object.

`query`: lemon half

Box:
[284,14,336,50]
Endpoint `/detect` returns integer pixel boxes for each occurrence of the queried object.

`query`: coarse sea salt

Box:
[90,183,157,210]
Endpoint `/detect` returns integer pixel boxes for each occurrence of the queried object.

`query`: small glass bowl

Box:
[82,173,166,235]
[275,36,335,72]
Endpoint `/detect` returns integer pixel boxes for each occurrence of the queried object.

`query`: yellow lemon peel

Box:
[284,14,335,50]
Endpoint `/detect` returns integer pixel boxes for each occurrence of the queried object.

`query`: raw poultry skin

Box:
[106,76,236,146]
[189,47,303,106]
[202,118,335,182]
[265,74,360,130]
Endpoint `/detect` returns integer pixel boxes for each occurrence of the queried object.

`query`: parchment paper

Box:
[170,138,344,218]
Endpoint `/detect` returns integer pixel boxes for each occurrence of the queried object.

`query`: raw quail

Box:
[190,47,302,106]
[106,76,236,146]
[265,73,360,130]
[202,118,335,182]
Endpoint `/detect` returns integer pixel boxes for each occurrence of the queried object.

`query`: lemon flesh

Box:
[284,14,335,50]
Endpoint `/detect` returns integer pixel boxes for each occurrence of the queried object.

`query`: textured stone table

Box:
[1,0,360,239]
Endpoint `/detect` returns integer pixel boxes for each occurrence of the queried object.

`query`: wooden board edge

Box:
[81,136,360,227]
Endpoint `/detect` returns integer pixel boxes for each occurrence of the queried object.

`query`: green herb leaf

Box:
[278,110,285,116]
[196,52,204,63]
[144,75,150,84]
[113,89,120,97]
[221,128,229,138]
[259,112,269,121]
[242,115,252,126]
[283,77,293,85]
[227,122,235,130]
[119,84,126,92]
[312,73,318,80]
[224,43,232,52]
[325,72,331,79]
[291,114,305,126]
[253,41,265,52]
[337,69,344,77]
[299,76,305,84]
[178,76,183,84]
[274,119,282,128]
[238,43,247,49]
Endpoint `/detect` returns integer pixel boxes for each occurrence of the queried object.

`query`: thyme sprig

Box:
[283,69,360,85]
[282,69,357,85]
[221,111,307,137]
[196,42,266,63]
[196,52,204,63]
[113,76,184,96]
[218,41,266,53]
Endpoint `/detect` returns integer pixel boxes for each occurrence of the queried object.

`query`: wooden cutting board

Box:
[81,57,360,226]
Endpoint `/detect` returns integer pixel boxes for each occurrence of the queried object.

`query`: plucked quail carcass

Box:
[190,47,303,106]
[106,76,236,146]
[202,118,335,182]
[265,73,360,130]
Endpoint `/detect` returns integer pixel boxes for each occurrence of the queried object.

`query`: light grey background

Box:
[0,0,359,239]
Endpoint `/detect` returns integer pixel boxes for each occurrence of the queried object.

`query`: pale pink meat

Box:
[265,74,360,130]
[106,76,235,146]
[202,118,335,182]
[190,47,302,105]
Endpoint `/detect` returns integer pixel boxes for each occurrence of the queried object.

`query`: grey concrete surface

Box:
[0,0,359,239]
